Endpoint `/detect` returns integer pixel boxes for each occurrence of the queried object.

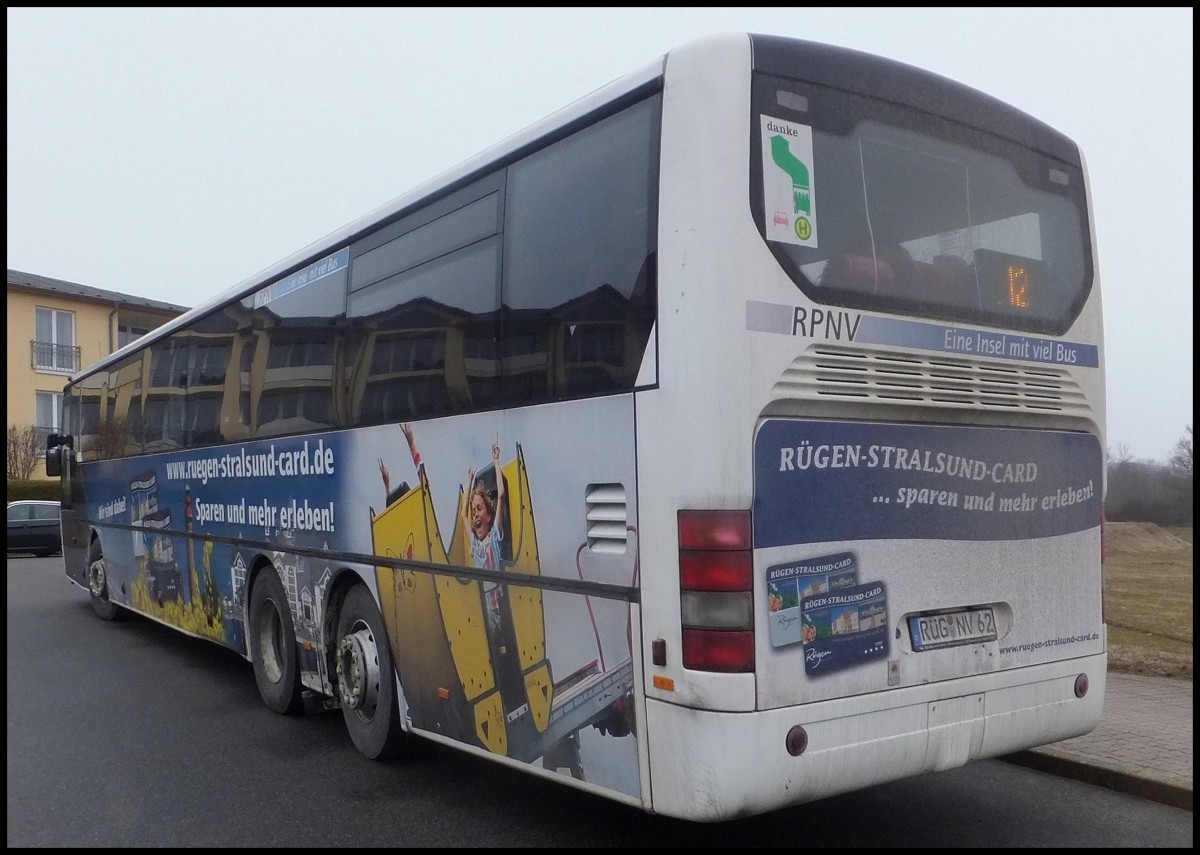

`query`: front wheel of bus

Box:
[335,584,408,761]
[86,538,123,622]
[248,569,304,716]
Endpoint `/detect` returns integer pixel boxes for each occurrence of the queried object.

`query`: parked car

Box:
[7,500,63,557]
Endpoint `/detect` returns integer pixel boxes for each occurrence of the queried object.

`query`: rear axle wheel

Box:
[335,584,411,761]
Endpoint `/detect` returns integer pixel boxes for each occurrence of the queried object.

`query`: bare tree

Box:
[1106,426,1194,526]
[1169,424,1193,477]
[6,424,42,480]
[1106,442,1133,469]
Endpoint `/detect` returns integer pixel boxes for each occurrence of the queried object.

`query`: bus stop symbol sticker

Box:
[762,115,818,248]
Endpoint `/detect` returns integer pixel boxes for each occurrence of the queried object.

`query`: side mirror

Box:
[46,445,63,478]
[45,433,72,478]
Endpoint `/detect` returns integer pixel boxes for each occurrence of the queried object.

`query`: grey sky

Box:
[6,8,1193,462]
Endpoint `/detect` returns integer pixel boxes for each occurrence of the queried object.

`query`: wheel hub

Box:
[88,556,106,598]
[336,627,380,714]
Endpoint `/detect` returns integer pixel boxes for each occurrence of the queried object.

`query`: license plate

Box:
[909,608,997,651]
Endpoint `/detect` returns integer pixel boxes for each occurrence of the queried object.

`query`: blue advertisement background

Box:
[754,420,1102,547]
[87,434,346,549]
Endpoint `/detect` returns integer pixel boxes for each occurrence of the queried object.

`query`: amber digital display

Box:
[974,248,1047,314]
[1008,264,1031,309]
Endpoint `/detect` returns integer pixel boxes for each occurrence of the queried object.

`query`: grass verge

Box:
[1104,523,1192,680]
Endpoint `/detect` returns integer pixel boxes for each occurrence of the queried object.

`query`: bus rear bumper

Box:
[643,653,1106,822]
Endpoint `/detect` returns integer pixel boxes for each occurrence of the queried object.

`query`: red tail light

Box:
[678,509,754,673]
[681,629,755,672]
[678,510,751,550]
[679,550,752,591]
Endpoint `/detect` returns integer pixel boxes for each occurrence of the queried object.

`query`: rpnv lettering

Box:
[792,307,862,341]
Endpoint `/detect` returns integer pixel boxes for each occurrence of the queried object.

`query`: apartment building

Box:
[7,268,188,476]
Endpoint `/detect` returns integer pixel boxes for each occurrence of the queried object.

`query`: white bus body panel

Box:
[645,654,1105,821]
[635,33,1107,818]
[635,33,767,712]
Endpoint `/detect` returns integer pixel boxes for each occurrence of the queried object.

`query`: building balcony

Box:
[31,340,80,373]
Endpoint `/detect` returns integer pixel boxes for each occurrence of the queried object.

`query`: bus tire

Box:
[86,538,123,622]
[248,569,304,716]
[335,584,408,761]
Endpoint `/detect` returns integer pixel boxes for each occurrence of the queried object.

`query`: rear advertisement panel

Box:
[755,420,1100,546]
[753,419,1103,700]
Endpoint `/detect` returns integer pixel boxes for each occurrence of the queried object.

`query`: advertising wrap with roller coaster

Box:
[77,397,641,800]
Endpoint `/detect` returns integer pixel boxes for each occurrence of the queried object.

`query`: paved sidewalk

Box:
[1003,671,1193,811]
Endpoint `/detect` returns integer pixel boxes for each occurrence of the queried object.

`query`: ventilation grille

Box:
[585,483,627,554]
[773,345,1091,415]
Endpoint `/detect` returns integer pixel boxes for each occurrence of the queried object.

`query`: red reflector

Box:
[682,629,754,672]
[680,550,752,591]
[678,509,751,550]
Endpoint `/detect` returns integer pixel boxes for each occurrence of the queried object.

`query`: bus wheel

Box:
[86,539,123,621]
[335,584,408,761]
[248,569,304,716]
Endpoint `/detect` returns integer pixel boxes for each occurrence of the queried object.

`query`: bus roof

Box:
[71,31,1082,384]
[750,34,1082,166]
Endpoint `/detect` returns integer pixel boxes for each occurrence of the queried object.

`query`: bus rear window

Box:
[751,73,1091,335]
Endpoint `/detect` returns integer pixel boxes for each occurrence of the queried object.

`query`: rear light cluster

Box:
[678,509,754,673]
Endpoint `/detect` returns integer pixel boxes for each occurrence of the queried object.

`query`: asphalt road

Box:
[7,554,1193,847]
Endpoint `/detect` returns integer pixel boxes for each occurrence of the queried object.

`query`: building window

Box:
[118,323,151,349]
[33,307,79,372]
[35,391,63,445]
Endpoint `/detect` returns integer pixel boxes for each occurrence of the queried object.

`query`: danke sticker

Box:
[761,115,818,248]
